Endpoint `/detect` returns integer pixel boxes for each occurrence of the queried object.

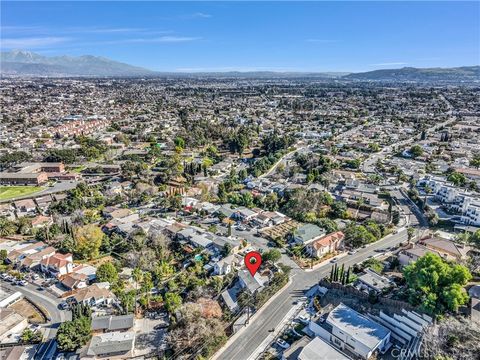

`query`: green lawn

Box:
[0,186,44,200]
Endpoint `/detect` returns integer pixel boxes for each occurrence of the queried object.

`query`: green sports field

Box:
[0,186,44,200]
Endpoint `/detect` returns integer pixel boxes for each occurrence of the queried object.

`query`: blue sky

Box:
[1,1,479,72]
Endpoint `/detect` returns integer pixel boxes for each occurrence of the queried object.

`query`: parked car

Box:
[153,323,169,330]
[297,315,310,325]
[276,339,290,349]
[58,302,69,310]
[18,280,28,286]
[65,296,77,305]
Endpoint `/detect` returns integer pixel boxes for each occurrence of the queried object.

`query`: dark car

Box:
[58,302,70,310]
[154,323,169,330]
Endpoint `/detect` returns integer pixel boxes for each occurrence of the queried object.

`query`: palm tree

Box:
[355,198,364,220]
[132,268,143,315]
[407,227,416,244]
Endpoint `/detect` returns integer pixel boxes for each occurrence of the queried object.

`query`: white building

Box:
[308,303,391,359]
[417,176,480,226]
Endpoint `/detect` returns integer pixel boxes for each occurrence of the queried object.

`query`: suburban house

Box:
[91,314,135,333]
[14,199,37,214]
[292,224,326,245]
[73,284,116,307]
[6,241,48,266]
[220,283,242,313]
[40,252,74,277]
[418,236,471,262]
[398,244,440,266]
[85,331,135,359]
[253,211,287,228]
[284,336,350,360]
[305,231,344,258]
[355,269,393,294]
[308,303,391,359]
[72,264,98,282]
[238,270,267,293]
[61,272,88,290]
[233,206,259,222]
[18,246,56,270]
[213,255,236,275]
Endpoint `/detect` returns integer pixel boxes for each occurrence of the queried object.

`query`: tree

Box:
[166,302,227,359]
[344,224,377,248]
[165,292,182,314]
[403,253,471,314]
[263,249,282,264]
[469,153,480,169]
[21,328,42,343]
[174,136,185,149]
[56,316,92,351]
[409,144,424,158]
[330,201,348,219]
[368,142,380,152]
[0,249,7,261]
[447,172,467,187]
[73,224,103,260]
[96,262,118,284]
[407,227,416,244]
[0,217,17,236]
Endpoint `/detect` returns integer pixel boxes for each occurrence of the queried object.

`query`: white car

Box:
[297,315,310,325]
[276,339,290,349]
[18,280,28,286]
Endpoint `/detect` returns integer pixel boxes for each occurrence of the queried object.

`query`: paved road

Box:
[1,280,70,339]
[216,229,408,360]
[390,189,429,227]
[259,145,307,179]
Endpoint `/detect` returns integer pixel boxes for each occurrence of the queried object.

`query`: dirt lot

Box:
[10,299,46,324]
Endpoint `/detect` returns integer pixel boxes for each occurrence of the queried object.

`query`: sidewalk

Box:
[211,277,292,360]
[247,302,303,360]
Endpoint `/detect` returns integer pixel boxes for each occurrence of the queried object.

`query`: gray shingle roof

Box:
[91,314,134,331]
[86,331,135,356]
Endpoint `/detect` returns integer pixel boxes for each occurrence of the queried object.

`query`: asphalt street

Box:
[216,228,408,360]
[1,280,70,339]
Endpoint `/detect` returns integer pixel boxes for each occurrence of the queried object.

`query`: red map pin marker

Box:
[244,251,262,276]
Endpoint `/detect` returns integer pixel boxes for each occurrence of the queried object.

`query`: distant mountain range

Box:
[1,50,478,82]
[1,50,154,77]
[344,66,480,82]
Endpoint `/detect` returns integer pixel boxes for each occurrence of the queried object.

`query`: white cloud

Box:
[0,36,70,49]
